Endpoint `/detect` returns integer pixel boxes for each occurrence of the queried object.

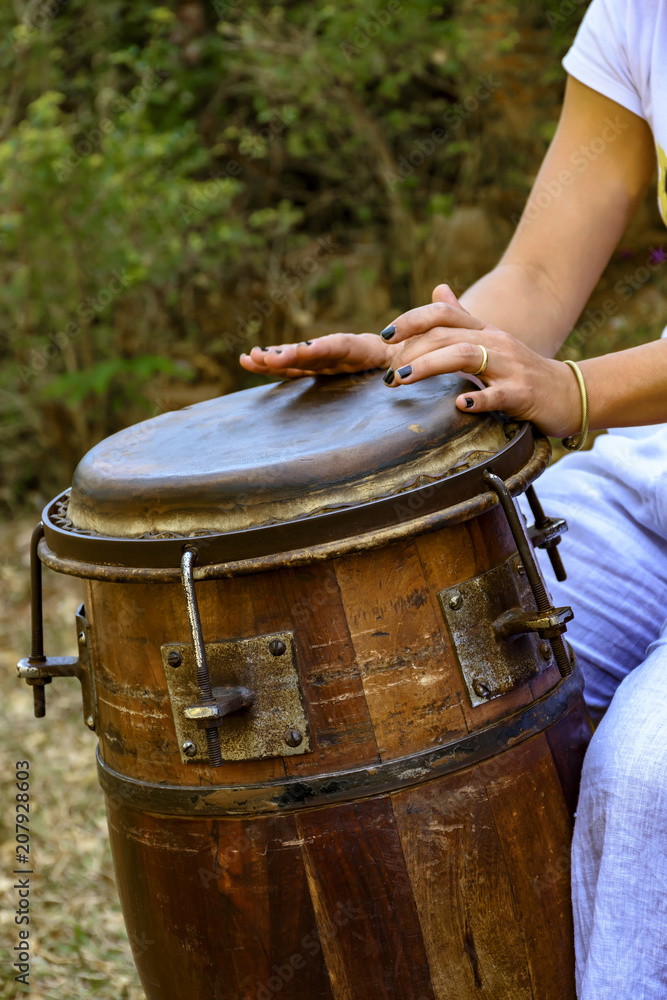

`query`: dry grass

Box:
[0,519,144,1000]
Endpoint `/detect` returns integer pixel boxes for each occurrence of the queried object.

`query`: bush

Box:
[0,0,593,509]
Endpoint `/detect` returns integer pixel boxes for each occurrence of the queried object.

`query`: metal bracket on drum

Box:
[484,471,573,679]
[439,555,568,707]
[165,547,311,766]
[16,524,98,731]
[438,473,575,707]
[493,606,573,640]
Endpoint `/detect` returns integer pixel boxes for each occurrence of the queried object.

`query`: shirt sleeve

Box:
[562,0,644,118]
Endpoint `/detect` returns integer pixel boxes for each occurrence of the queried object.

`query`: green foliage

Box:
[0,0,585,510]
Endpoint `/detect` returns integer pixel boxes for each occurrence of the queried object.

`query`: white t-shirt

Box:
[563,0,667,226]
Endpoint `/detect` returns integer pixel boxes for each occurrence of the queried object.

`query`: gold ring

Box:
[472,344,488,376]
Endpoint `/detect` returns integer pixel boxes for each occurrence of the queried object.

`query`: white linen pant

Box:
[526,424,667,999]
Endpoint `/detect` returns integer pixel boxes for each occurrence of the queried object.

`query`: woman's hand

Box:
[239,332,392,378]
[384,285,582,438]
[238,283,582,439]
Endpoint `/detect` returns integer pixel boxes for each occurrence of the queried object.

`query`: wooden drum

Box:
[21,371,593,1000]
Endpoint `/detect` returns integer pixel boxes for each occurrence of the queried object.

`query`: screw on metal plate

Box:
[182,740,197,758]
[269,639,287,656]
[285,728,303,748]
[513,555,526,576]
[472,678,491,699]
[540,641,552,661]
[167,650,182,668]
[449,594,463,611]
[78,631,86,645]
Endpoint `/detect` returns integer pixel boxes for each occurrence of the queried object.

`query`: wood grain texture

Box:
[249,562,380,775]
[107,804,334,1000]
[545,702,593,822]
[471,507,518,572]
[87,577,288,785]
[479,734,577,1000]
[392,772,534,1000]
[529,658,562,699]
[297,797,435,1000]
[334,538,467,760]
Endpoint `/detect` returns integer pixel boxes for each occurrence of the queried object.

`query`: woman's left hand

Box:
[384,284,581,439]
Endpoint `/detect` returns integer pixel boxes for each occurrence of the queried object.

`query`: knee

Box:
[580,684,667,808]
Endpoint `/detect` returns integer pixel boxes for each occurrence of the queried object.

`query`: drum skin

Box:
[85,504,592,1000]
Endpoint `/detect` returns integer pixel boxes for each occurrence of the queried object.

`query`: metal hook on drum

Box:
[483,471,574,678]
[178,547,254,768]
[17,523,97,729]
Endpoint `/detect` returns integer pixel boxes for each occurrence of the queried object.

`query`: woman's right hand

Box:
[238,286,466,378]
[239,332,392,379]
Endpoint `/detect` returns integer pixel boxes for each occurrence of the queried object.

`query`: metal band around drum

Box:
[97,662,584,817]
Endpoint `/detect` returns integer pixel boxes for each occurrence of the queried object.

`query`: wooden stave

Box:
[105,706,588,1000]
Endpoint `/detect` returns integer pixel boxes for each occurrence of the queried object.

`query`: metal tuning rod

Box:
[180,547,224,767]
[524,484,567,582]
[483,471,573,678]
[28,524,48,716]
[17,523,97,729]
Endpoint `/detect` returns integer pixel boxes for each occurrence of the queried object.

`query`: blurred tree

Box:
[0,0,613,511]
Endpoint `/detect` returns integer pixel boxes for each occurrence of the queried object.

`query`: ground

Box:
[0,518,144,1000]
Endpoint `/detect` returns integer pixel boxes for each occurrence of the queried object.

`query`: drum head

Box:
[66,372,515,538]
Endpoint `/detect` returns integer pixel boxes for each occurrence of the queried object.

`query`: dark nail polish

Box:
[259,346,269,352]
[464,396,474,408]
[272,349,282,354]
[397,365,412,379]
[305,339,313,345]
[298,340,313,346]
[380,324,396,341]
[383,368,395,386]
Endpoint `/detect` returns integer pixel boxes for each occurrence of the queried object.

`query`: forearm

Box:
[459,261,579,358]
[459,80,654,361]
[578,340,667,431]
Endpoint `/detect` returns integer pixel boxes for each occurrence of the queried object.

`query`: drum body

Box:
[30,373,592,1000]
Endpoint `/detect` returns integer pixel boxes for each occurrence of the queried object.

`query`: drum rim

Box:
[38,423,549,581]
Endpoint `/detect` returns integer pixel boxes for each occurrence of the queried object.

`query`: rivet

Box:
[472,677,491,698]
[182,740,197,757]
[269,639,287,656]
[449,594,463,610]
[86,714,94,729]
[167,650,182,668]
[284,728,303,748]
[78,631,87,645]
[514,557,526,576]
[540,641,552,661]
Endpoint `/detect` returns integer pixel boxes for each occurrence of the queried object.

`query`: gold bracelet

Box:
[561,359,589,452]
